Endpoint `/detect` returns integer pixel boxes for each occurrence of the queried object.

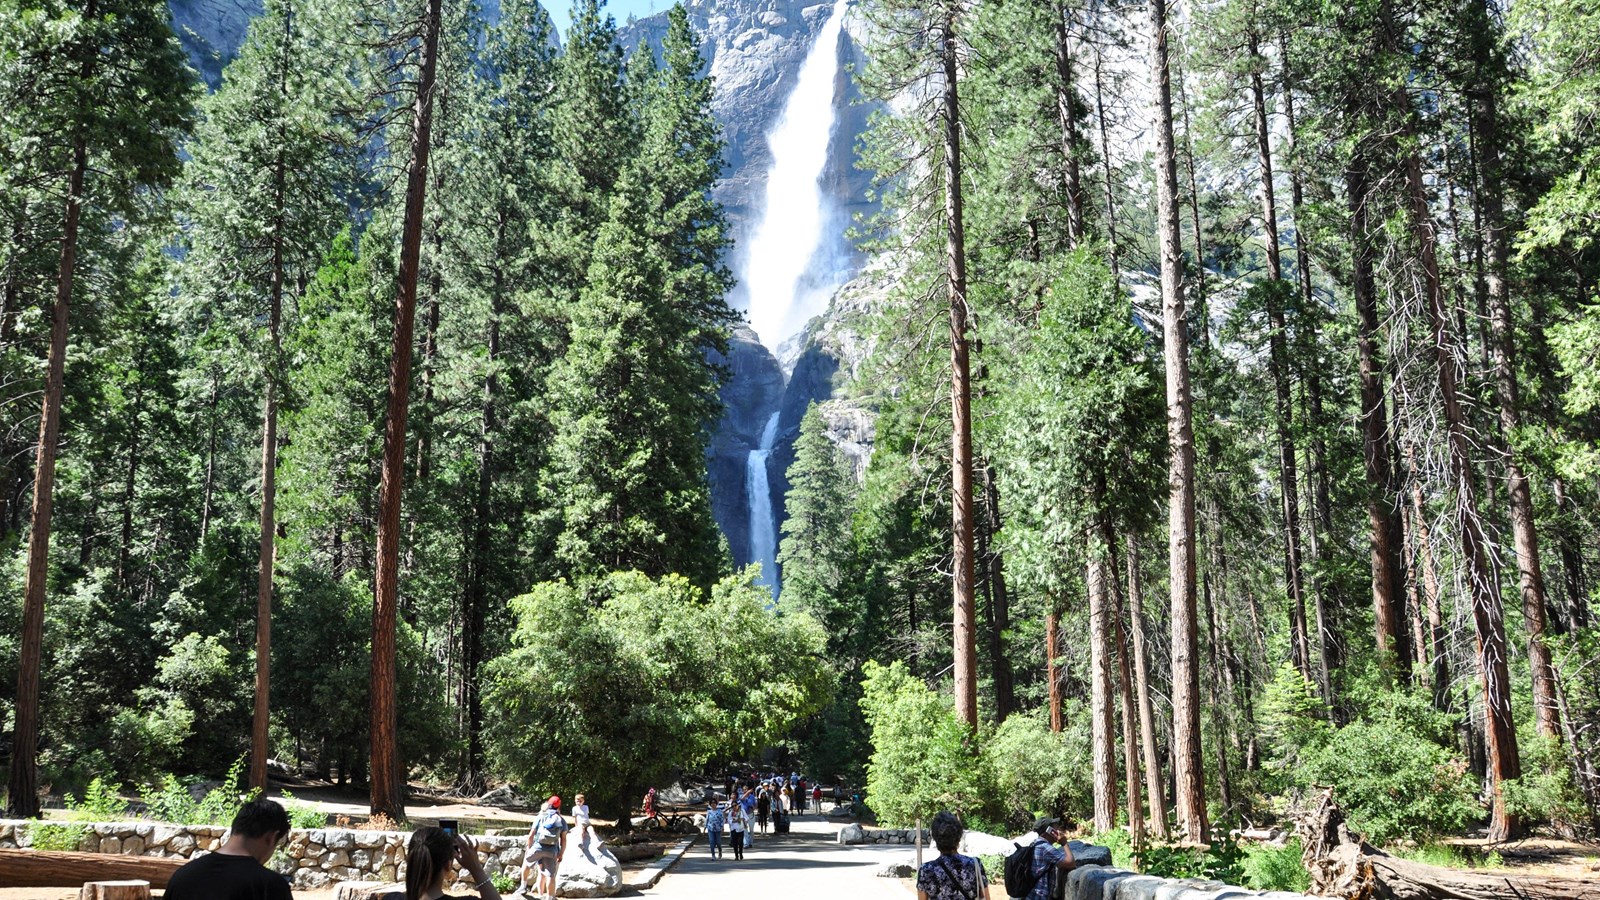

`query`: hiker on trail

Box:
[756,786,772,833]
[573,792,591,845]
[644,786,658,821]
[1021,817,1077,900]
[522,796,568,900]
[389,826,503,900]
[797,777,807,812]
[812,783,823,811]
[705,800,727,859]
[164,798,293,900]
[915,811,990,900]
[729,799,748,860]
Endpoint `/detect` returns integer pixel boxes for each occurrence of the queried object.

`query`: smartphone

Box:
[440,819,459,837]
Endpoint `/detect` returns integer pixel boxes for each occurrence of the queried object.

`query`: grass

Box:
[1390,842,1504,869]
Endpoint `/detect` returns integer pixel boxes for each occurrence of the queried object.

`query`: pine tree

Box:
[1,0,194,816]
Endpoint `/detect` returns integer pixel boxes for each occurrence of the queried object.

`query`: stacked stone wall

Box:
[0,820,525,890]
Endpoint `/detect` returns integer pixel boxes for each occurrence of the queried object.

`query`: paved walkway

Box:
[638,814,916,899]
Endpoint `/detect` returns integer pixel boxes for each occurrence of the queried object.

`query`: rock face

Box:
[559,834,623,898]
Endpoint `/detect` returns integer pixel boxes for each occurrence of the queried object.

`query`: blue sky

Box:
[545,0,674,39]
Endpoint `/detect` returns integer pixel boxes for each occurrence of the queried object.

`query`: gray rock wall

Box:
[1064,865,1317,900]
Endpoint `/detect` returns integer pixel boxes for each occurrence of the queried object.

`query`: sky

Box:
[545,0,673,39]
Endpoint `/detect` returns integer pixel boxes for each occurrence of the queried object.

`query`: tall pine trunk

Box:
[1108,526,1145,849]
[1047,607,1063,733]
[1125,533,1169,838]
[371,0,443,821]
[1149,0,1207,841]
[1052,4,1084,246]
[941,3,977,729]
[6,132,87,819]
[1467,0,1558,741]
[1088,535,1118,833]
[251,145,287,793]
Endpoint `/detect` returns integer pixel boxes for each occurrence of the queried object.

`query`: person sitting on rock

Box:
[915,811,990,900]
[389,826,502,900]
[572,792,591,846]
[165,798,293,900]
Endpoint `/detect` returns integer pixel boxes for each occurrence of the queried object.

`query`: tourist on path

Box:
[797,778,808,813]
[390,826,503,900]
[915,811,990,900]
[1022,817,1077,900]
[705,801,727,859]
[756,787,771,833]
[812,783,823,811]
[729,800,747,860]
[644,786,659,821]
[522,796,569,900]
[164,799,293,900]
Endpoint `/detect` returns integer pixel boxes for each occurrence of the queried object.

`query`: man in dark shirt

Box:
[165,798,293,900]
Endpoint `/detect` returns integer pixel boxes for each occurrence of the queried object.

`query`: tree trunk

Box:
[1397,78,1520,839]
[1405,448,1449,710]
[1047,607,1063,733]
[116,383,144,592]
[1250,31,1311,681]
[1125,533,1169,838]
[1299,789,1588,899]
[370,0,442,821]
[462,249,504,791]
[1108,526,1145,849]
[1092,47,1120,276]
[941,4,977,730]
[253,134,288,794]
[1149,0,1207,841]
[7,131,87,820]
[1552,478,1588,630]
[1088,537,1118,833]
[983,466,1014,718]
[1051,4,1084,246]
[0,850,182,888]
[1467,1,1558,742]
[1347,148,1410,680]
[1203,535,1235,817]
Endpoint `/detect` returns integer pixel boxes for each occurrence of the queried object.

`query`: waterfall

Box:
[740,0,849,350]
[746,411,783,599]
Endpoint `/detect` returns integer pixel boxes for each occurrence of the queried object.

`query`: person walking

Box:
[915,811,990,900]
[812,782,823,812]
[797,777,807,813]
[705,801,726,859]
[756,787,771,834]
[729,800,747,860]
[521,797,568,900]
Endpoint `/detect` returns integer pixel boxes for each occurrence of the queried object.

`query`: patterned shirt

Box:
[916,853,986,900]
[1027,841,1067,900]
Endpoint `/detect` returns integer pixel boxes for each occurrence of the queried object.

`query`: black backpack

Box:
[1004,840,1042,898]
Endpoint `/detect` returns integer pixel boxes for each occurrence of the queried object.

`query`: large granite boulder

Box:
[558,834,622,898]
[837,823,868,844]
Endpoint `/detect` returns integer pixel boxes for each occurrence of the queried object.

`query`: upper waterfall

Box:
[739,0,850,351]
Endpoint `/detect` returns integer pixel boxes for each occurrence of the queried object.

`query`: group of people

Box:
[165,793,594,900]
[698,771,830,861]
[914,811,1077,900]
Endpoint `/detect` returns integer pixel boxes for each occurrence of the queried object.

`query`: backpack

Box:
[1004,841,1043,898]
[535,810,563,847]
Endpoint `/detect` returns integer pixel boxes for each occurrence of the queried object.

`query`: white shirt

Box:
[574,803,590,827]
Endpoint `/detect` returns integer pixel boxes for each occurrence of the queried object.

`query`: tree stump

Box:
[1297,788,1600,900]
[79,881,150,900]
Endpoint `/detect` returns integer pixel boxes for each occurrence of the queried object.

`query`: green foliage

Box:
[137,758,253,825]
[1390,843,1503,870]
[65,777,130,821]
[859,660,990,828]
[278,791,327,830]
[1088,828,1133,869]
[1240,839,1310,893]
[27,822,88,852]
[1502,733,1589,828]
[485,570,830,817]
[982,706,1092,830]
[1136,840,1245,885]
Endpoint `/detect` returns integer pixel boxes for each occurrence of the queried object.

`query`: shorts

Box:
[526,846,559,874]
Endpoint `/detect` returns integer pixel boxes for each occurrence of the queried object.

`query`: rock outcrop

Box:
[558,834,623,898]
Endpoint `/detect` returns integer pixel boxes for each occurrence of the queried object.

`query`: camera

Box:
[440,819,459,837]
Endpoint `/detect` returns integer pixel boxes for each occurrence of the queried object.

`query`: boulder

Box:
[1068,840,1114,868]
[558,834,622,898]
[1069,867,1140,900]
[877,861,917,878]
[1109,873,1169,900]
[479,785,529,808]
[959,829,1017,857]
[826,804,855,819]
[658,782,706,806]
[837,823,867,844]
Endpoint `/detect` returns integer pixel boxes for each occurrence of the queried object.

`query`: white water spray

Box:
[741,0,849,350]
[746,411,783,599]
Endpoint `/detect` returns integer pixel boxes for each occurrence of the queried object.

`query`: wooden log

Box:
[334,881,401,900]
[80,881,150,900]
[1298,788,1600,900]
[0,849,184,888]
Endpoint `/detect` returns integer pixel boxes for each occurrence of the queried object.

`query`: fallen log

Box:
[1297,788,1600,900]
[0,849,184,888]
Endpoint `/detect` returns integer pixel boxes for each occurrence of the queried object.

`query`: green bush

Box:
[1136,840,1245,884]
[1391,842,1503,869]
[138,757,252,825]
[983,706,1092,831]
[1240,839,1310,892]
[28,822,88,852]
[1088,828,1133,868]
[66,777,130,821]
[279,790,327,829]
[859,660,991,828]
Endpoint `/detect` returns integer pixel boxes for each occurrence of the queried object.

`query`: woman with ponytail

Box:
[391,826,503,900]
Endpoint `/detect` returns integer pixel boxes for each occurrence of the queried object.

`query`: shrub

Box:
[1136,840,1245,884]
[1240,839,1310,892]
[1391,842,1503,869]
[1088,828,1133,869]
[983,706,1092,831]
[859,660,991,827]
[279,790,327,829]
[66,777,129,821]
[28,822,88,852]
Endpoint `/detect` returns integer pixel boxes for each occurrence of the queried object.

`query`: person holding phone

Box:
[387,826,502,900]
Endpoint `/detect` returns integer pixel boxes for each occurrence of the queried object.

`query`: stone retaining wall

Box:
[1066,865,1316,900]
[837,823,929,845]
[0,819,525,890]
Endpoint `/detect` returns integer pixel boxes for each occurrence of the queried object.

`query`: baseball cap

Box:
[550,795,562,809]
[1033,816,1061,835]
